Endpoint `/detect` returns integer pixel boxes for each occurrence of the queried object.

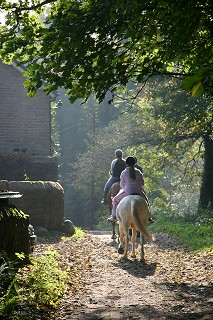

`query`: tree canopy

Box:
[0,0,212,102]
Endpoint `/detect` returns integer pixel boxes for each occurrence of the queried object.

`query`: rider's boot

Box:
[107,208,117,223]
[148,217,155,224]
[101,191,107,205]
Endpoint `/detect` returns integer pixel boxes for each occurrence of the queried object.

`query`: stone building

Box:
[0,61,65,230]
[0,60,58,181]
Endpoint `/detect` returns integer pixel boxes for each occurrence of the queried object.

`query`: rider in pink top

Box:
[120,165,144,195]
[108,156,149,222]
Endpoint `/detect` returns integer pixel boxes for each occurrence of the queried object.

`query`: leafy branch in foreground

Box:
[0,0,212,102]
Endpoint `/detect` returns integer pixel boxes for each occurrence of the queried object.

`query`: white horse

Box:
[116,195,153,262]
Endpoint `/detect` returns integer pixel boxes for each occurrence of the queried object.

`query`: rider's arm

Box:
[135,169,145,188]
[120,170,126,190]
[110,159,116,175]
[139,172,145,187]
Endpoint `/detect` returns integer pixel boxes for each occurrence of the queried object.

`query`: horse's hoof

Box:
[118,247,124,254]
[111,235,117,240]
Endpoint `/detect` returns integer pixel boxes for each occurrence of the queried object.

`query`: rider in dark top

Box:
[101,149,126,204]
[134,157,143,173]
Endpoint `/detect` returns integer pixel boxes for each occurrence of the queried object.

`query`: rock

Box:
[60,220,75,236]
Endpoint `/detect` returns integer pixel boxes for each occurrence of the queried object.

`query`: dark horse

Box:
[106,182,120,239]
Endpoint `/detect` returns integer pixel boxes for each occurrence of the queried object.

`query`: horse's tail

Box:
[131,199,153,241]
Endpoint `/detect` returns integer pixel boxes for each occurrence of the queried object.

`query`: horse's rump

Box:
[117,195,152,241]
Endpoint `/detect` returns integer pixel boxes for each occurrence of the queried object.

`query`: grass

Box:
[72,226,85,238]
[149,209,213,252]
[61,226,85,242]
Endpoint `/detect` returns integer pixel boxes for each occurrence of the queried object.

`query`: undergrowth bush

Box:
[0,228,85,319]
[0,249,69,319]
[0,252,18,299]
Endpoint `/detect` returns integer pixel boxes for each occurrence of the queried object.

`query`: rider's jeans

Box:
[104,176,120,193]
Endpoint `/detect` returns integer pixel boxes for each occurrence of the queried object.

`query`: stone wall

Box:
[0,154,58,181]
[0,180,64,230]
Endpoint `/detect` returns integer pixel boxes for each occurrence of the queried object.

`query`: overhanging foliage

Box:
[0,0,212,102]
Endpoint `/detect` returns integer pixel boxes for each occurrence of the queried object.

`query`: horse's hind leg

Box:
[118,223,125,254]
[111,222,117,240]
[140,234,145,262]
[123,227,130,259]
[130,227,137,259]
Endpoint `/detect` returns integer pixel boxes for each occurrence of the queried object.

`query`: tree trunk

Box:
[89,110,96,228]
[199,135,213,210]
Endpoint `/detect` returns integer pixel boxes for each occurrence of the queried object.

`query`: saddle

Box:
[129,193,140,196]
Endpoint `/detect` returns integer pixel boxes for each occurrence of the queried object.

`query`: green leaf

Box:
[192,82,204,96]
[181,76,200,91]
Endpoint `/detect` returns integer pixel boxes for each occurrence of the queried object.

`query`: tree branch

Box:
[3,0,57,12]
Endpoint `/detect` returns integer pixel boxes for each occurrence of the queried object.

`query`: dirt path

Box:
[36,231,212,320]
